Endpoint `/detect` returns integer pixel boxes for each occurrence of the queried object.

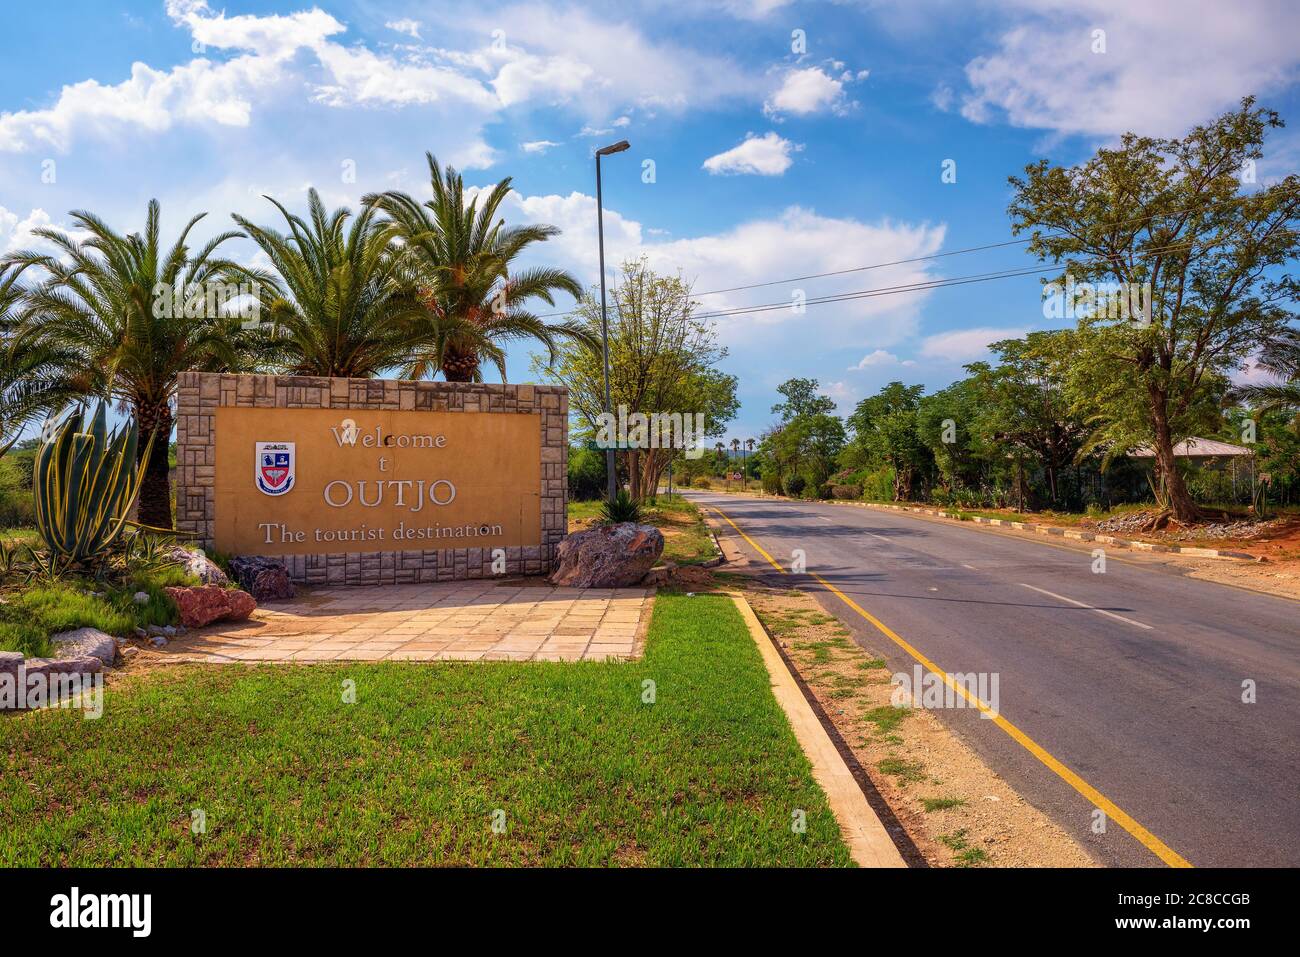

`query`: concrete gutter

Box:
[729,594,906,868]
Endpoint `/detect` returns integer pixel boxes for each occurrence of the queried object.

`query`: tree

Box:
[5,201,253,527]
[843,382,932,501]
[233,190,428,377]
[1009,98,1300,522]
[760,377,845,495]
[965,332,1090,507]
[772,377,837,421]
[1234,327,1300,414]
[364,153,592,381]
[0,264,82,454]
[538,260,737,500]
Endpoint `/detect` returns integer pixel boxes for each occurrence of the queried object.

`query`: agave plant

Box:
[33,404,153,570]
[600,490,642,525]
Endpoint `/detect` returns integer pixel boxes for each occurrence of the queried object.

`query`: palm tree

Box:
[0,264,83,454]
[1236,328,1300,414]
[5,201,252,527]
[364,153,593,381]
[233,190,430,378]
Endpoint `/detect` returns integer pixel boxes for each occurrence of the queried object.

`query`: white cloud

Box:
[385,18,422,40]
[311,43,497,110]
[0,206,54,254]
[919,326,1029,364]
[850,349,915,370]
[960,0,1300,138]
[764,67,850,117]
[521,139,561,154]
[702,132,800,176]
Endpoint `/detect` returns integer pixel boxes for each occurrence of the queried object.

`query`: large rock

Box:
[228,556,296,601]
[549,523,665,588]
[163,585,257,628]
[50,627,118,667]
[166,546,229,586]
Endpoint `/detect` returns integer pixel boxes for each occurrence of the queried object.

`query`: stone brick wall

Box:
[174,372,568,585]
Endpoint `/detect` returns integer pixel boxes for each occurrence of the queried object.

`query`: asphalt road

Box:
[685,490,1300,867]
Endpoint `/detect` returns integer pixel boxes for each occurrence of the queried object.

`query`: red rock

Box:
[164,586,258,628]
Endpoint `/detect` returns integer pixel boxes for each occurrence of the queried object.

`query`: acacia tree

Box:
[538,259,737,500]
[1008,98,1300,523]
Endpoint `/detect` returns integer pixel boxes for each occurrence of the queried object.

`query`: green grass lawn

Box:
[0,592,852,867]
[567,494,717,565]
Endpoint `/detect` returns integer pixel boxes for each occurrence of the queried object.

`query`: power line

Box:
[531,182,1298,321]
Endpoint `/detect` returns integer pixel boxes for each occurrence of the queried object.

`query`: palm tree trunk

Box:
[441,342,480,382]
[136,401,174,529]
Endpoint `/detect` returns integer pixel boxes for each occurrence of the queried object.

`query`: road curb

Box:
[728,593,907,868]
[828,500,1262,562]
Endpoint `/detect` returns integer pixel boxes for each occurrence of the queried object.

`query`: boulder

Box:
[549,523,665,588]
[163,585,257,628]
[165,546,229,586]
[228,556,296,601]
[0,651,22,676]
[50,627,118,668]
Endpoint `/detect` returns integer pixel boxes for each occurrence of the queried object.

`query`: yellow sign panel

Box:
[213,407,542,556]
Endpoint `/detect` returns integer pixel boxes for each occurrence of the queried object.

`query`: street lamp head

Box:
[596,140,631,156]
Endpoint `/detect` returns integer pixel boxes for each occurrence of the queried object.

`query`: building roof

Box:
[1128,437,1254,459]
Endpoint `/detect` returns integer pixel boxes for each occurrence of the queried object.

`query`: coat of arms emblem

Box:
[255,442,295,496]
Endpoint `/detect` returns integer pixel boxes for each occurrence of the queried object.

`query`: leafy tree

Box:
[965,332,1090,506]
[843,382,932,500]
[916,377,985,496]
[365,153,592,381]
[771,377,837,421]
[5,201,254,527]
[538,260,737,500]
[1008,97,1300,522]
[760,377,845,496]
[233,190,428,377]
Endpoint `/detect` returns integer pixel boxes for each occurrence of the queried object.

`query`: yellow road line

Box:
[705,501,1193,869]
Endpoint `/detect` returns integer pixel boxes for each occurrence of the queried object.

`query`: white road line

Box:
[1019,583,1153,630]
[961,563,977,570]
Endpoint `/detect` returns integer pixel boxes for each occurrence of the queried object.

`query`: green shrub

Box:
[693,475,712,489]
[761,472,783,495]
[784,475,806,497]
[0,455,35,527]
[567,445,606,501]
[860,467,895,502]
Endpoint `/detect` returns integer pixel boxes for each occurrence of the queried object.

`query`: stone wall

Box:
[174,372,568,585]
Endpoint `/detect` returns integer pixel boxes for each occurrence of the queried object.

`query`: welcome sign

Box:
[214,407,541,556]
[175,373,568,584]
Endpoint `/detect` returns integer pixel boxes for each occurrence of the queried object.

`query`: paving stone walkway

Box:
[159,581,653,663]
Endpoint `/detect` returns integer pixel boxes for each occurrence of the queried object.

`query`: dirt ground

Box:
[692,567,1096,868]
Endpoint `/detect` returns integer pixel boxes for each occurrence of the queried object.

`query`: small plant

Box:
[599,490,642,524]
[921,797,966,813]
[32,404,153,573]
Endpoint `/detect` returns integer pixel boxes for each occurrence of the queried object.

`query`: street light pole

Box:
[595,139,630,505]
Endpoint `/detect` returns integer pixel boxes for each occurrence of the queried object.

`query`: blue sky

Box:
[3,0,1299,440]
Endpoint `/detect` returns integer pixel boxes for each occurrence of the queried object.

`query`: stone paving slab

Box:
[157,581,653,663]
